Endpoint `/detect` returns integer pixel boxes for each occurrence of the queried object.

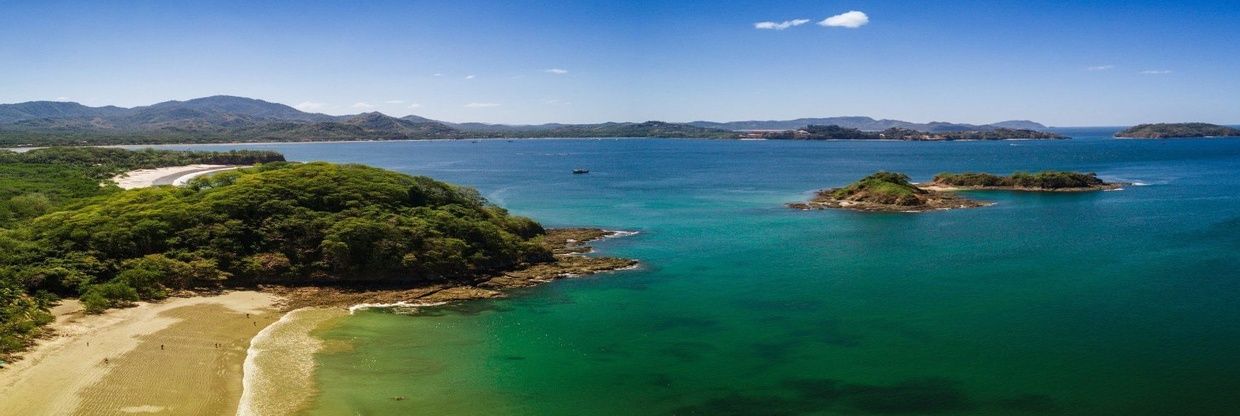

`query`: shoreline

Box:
[111,164,240,189]
[272,228,639,310]
[0,228,637,415]
[238,227,638,415]
[238,307,345,416]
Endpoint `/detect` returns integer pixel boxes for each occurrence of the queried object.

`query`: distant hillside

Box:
[0,96,744,146]
[1115,123,1240,139]
[0,101,131,123]
[988,120,1048,130]
[0,95,1053,146]
[688,117,1048,132]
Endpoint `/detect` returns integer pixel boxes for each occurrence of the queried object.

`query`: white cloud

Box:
[1086,65,1115,71]
[351,102,375,109]
[543,98,571,105]
[384,100,405,104]
[464,74,476,80]
[408,103,422,109]
[55,96,71,101]
[1140,69,1172,75]
[819,11,868,28]
[432,73,443,77]
[545,68,569,74]
[754,19,810,30]
[295,101,327,111]
[464,102,500,108]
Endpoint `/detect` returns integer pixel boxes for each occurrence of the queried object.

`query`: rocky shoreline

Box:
[788,189,988,212]
[269,228,638,310]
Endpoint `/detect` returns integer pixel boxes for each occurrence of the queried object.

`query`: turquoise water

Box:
[163,132,1240,415]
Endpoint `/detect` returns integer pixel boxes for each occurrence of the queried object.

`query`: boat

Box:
[572,169,590,174]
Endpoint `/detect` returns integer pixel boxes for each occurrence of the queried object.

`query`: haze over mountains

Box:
[0,95,1049,145]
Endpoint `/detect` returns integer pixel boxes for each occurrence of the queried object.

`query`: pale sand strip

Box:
[111,164,232,190]
[169,166,240,186]
[0,291,279,416]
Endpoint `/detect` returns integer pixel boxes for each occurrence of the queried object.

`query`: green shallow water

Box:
[161,133,1240,415]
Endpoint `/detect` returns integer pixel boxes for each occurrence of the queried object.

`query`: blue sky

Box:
[2,0,1238,126]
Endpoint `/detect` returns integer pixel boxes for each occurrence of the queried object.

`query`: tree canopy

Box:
[0,161,552,340]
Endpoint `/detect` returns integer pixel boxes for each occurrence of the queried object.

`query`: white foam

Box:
[347,301,447,315]
[237,310,297,416]
[603,230,640,238]
[237,308,331,416]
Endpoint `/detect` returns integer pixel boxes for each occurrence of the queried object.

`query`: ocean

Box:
[158,129,1240,415]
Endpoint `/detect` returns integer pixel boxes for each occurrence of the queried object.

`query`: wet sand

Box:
[0,291,280,416]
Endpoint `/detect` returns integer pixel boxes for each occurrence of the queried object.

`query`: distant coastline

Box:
[1,96,1070,147]
[1114,122,1240,139]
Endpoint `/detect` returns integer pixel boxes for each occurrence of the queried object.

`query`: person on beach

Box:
[161,344,165,350]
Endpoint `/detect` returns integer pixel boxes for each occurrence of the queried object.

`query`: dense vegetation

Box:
[932,171,1108,189]
[1115,123,1240,139]
[0,147,282,355]
[830,172,927,206]
[758,125,1064,141]
[0,147,284,227]
[0,160,552,356]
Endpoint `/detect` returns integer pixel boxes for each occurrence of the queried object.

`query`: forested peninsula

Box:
[0,148,633,359]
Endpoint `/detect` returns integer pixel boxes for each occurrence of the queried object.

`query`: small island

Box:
[788,172,988,212]
[791,171,1122,212]
[1115,123,1240,139]
[926,171,1123,192]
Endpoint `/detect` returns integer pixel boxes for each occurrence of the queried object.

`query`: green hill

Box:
[0,161,556,355]
[791,172,986,212]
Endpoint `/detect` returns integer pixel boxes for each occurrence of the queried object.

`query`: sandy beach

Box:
[0,291,281,416]
[111,164,240,190]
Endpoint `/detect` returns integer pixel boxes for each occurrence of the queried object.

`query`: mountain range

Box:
[0,96,1049,146]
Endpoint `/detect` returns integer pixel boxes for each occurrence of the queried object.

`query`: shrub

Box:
[81,282,139,314]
